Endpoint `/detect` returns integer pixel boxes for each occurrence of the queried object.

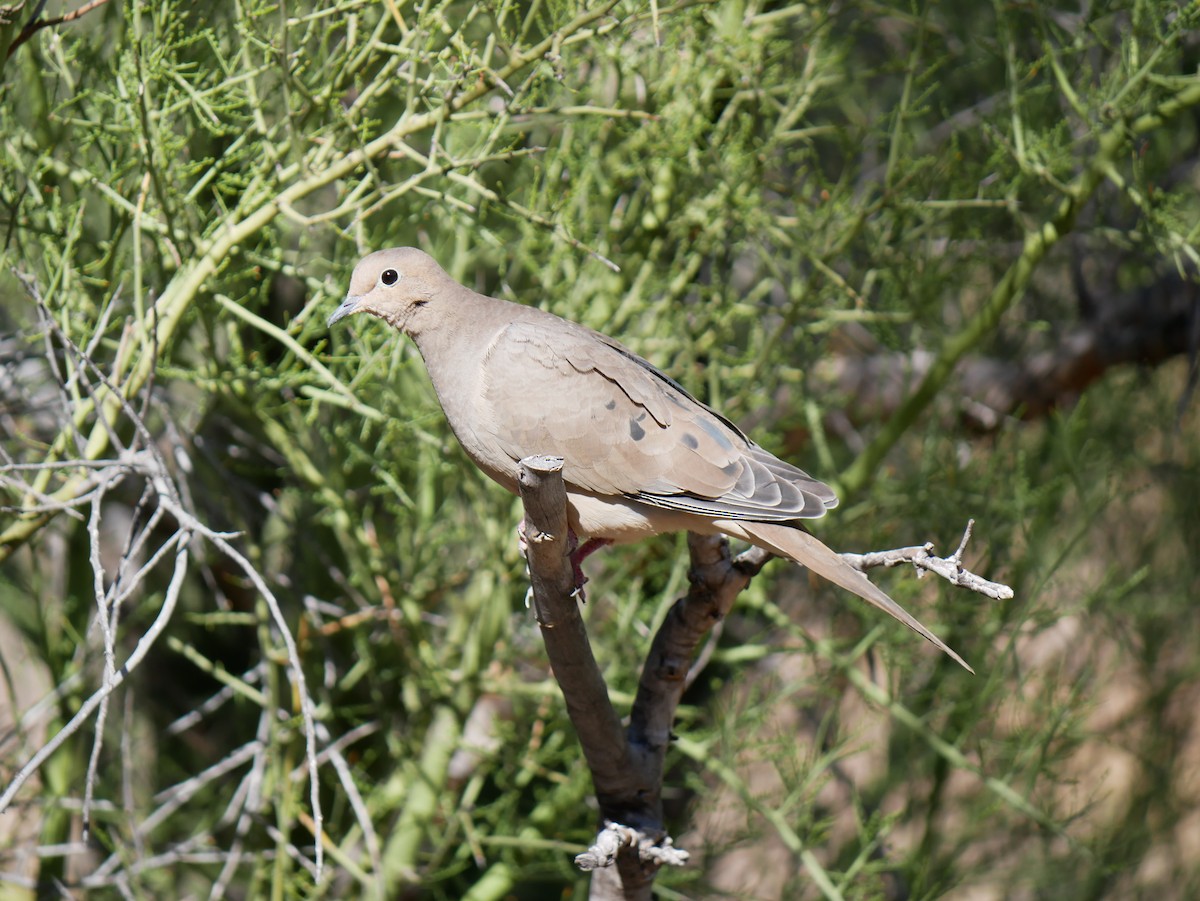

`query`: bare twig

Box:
[575,822,689,871]
[0,280,327,879]
[839,519,1014,600]
[156,493,325,877]
[82,489,119,840]
[0,532,191,812]
[6,0,113,59]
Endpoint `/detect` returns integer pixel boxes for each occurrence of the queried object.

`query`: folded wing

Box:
[480,316,837,521]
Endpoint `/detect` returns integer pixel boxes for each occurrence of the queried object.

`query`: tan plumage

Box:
[329,247,971,672]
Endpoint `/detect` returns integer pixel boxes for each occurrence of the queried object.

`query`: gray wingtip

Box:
[943,645,975,674]
[737,520,975,673]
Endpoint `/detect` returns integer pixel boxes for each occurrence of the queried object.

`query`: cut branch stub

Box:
[516,454,576,624]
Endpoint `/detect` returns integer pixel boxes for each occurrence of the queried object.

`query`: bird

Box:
[328,247,971,672]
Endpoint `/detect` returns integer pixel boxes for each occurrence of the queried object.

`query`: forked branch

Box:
[517,457,1012,900]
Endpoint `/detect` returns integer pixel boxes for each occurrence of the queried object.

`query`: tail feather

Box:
[727,521,973,673]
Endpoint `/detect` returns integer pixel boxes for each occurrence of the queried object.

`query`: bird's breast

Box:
[565,491,718,543]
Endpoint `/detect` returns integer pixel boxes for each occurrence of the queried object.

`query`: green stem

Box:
[838,78,1200,496]
[0,0,624,563]
[382,705,460,889]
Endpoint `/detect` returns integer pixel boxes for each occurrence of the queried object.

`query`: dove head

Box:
[328,247,453,335]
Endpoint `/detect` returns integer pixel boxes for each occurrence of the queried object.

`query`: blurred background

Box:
[1,0,1198,897]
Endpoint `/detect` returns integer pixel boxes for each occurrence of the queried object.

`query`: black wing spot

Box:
[601,340,753,442]
[630,418,646,441]
[681,432,699,450]
[605,399,616,410]
[698,416,736,452]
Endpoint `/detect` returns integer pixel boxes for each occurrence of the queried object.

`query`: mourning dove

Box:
[329,248,971,671]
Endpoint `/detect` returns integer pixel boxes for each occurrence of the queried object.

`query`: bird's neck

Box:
[409,291,518,471]
[410,289,516,374]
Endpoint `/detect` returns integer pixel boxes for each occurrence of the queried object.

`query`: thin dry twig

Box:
[0,278,328,880]
[6,0,114,59]
[0,531,191,812]
[575,822,690,871]
[839,519,1014,600]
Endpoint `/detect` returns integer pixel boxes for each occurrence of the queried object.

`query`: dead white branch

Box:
[0,282,327,878]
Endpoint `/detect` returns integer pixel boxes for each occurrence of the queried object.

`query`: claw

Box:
[516,519,530,559]
[567,537,612,603]
[515,521,613,604]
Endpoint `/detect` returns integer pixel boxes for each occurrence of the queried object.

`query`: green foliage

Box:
[1,0,1199,898]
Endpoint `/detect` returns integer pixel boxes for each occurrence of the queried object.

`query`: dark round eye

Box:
[380,268,399,286]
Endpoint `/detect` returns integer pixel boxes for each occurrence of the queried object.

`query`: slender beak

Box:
[327,294,361,328]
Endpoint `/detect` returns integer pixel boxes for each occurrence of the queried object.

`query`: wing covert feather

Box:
[479,317,836,521]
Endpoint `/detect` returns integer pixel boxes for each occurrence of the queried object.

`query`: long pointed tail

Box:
[728,521,973,673]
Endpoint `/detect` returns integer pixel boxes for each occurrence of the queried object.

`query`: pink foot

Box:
[568,537,613,602]
[515,521,612,602]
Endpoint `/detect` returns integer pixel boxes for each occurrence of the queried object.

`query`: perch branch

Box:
[518,457,772,899]
[516,456,633,802]
[518,458,1008,898]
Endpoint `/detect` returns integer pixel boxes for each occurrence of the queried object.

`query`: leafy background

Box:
[1,0,1198,898]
